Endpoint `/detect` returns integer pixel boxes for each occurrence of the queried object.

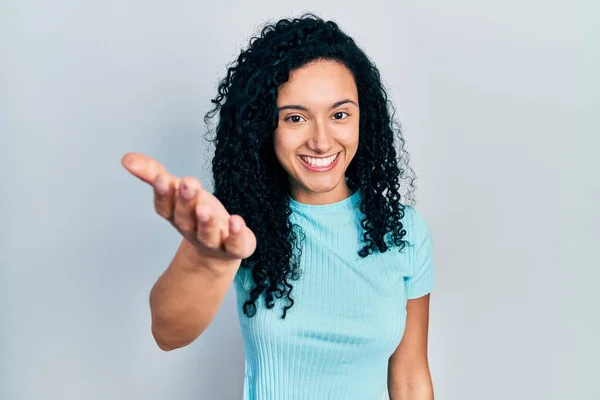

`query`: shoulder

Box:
[399,205,435,298]
[400,205,433,247]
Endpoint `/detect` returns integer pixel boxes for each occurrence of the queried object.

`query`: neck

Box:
[289,182,352,205]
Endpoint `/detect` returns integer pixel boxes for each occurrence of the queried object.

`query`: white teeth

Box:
[301,153,338,167]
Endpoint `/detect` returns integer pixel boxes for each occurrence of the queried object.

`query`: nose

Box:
[308,121,334,154]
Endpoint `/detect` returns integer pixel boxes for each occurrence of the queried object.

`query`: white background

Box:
[2,1,598,399]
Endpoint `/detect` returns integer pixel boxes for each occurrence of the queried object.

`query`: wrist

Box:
[179,239,241,279]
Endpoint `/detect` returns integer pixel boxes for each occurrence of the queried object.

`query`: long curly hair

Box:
[204,13,416,319]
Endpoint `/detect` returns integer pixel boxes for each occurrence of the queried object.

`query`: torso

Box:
[233,192,414,399]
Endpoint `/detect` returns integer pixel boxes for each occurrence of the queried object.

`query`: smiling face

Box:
[274,59,360,205]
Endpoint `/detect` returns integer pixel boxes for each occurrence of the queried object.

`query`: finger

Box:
[173,177,202,233]
[195,204,223,249]
[153,173,177,220]
[223,215,256,259]
[121,152,167,185]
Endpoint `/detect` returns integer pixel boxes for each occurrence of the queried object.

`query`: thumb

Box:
[121,152,167,185]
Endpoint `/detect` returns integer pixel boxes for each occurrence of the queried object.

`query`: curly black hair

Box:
[204,13,416,319]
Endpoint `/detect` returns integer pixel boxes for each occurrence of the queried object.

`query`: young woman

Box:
[122,14,435,400]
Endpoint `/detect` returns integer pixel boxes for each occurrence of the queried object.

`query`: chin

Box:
[286,156,350,197]
[299,176,347,194]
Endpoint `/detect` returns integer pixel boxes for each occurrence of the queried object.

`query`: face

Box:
[274,60,360,205]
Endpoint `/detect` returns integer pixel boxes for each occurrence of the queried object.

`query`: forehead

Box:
[277,60,358,106]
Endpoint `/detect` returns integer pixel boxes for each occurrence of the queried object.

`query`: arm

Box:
[387,294,434,399]
[149,239,241,351]
[121,152,256,352]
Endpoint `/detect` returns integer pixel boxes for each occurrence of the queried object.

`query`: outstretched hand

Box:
[121,152,256,262]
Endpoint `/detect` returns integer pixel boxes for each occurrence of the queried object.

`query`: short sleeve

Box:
[404,207,435,299]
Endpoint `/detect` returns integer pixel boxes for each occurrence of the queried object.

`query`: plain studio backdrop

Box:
[1,1,598,399]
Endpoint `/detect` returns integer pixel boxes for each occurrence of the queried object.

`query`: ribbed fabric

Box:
[233,190,434,400]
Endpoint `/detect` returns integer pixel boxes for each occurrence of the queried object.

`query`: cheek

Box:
[274,130,300,163]
[338,125,360,150]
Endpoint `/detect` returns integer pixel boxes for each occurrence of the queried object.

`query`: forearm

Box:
[388,362,434,400]
[149,239,240,350]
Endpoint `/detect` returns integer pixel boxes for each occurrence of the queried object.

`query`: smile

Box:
[298,152,340,172]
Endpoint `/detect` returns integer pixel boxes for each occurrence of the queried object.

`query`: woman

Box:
[122,14,435,400]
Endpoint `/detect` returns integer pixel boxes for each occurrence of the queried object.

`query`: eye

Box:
[286,115,305,123]
[333,112,349,120]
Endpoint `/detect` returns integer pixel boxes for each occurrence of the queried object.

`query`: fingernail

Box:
[231,220,240,233]
[181,183,196,199]
[196,206,210,222]
[197,209,210,222]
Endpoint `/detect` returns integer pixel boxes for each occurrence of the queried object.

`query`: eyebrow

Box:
[278,99,358,112]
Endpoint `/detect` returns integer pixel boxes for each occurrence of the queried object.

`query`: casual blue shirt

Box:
[233,190,435,399]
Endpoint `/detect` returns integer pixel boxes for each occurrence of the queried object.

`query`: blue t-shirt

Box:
[233,190,434,399]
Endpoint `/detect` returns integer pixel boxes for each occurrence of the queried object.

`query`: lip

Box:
[298,152,341,172]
